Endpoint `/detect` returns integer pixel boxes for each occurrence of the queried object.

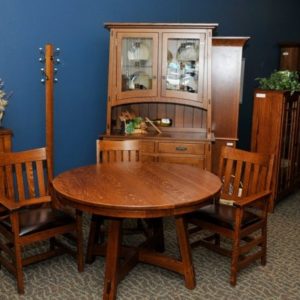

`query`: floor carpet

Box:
[1,191,299,299]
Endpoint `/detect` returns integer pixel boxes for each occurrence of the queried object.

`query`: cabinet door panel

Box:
[116,32,159,101]
[161,32,207,108]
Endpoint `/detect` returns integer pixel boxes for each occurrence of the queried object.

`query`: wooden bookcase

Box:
[251,90,300,211]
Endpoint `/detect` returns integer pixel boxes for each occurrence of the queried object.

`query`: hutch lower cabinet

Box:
[251,90,300,211]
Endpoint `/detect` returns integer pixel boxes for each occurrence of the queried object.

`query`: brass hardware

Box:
[176,146,187,151]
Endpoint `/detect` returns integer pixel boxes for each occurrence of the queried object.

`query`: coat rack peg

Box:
[54,78,58,83]
[55,48,60,55]
[39,57,45,63]
[55,58,61,64]
[40,67,45,73]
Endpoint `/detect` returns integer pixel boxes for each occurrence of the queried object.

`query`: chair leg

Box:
[11,213,25,294]
[76,210,84,272]
[214,233,220,247]
[14,242,24,294]
[50,237,55,250]
[86,215,103,264]
[230,238,239,286]
[230,208,243,286]
[261,222,267,266]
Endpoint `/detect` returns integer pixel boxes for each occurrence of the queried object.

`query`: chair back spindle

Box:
[0,147,48,203]
[218,147,274,201]
[96,140,140,164]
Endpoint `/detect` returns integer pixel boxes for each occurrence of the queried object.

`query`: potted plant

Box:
[256,70,300,94]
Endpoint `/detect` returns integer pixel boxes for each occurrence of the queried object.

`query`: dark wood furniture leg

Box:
[76,209,84,272]
[148,218,165,252]
[86,216,103,264]
[175,216,195,289]
[103,219,122,300]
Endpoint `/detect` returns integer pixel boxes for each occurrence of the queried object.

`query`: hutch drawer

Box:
[157,142,205,155]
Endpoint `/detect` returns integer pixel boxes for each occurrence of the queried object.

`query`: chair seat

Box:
[191,204,260,229]
[0,207,75,237]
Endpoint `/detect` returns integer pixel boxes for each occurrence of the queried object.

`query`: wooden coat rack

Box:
[41,44,59,180]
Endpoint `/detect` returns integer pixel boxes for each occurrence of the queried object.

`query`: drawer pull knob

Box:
[176,146,188,151]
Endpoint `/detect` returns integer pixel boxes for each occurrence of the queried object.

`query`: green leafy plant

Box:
[256,70,300,94]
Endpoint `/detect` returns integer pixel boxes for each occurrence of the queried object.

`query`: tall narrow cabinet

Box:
[103,23,218,170]
[211,37,249,173]
[251,90,300,211]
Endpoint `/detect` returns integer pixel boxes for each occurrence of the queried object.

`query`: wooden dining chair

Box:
[86,139,149,263]
[187,146,274,286]
[0,147,84,294]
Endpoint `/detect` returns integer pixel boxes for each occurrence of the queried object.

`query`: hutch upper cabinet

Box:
[106,23,216,109]
[104,23,218,170]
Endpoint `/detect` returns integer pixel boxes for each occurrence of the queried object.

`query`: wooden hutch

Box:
[102,23,248,171]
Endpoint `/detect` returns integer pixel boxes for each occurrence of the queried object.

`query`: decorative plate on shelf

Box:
[176,42,198,61]
[128,42,150,61]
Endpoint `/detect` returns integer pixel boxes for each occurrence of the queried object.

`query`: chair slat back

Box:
[218,147,274,200]
[96,140,141,164]
[0,147,48,203]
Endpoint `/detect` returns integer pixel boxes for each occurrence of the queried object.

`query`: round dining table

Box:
[52,162,222,300]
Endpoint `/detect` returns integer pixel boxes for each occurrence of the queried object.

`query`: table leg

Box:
[103,219,122,300]
[147,218,165,252]
[175,216,196,289]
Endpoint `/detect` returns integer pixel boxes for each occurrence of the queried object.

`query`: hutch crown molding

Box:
[102,23,248,171]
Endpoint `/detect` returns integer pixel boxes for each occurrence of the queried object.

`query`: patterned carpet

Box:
[1,191,299,300]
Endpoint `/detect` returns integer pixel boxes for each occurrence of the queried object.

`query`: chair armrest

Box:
[0,196,52,211]
[233,191,272,208]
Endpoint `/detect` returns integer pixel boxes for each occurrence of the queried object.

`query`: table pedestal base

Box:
[102,216,195,300]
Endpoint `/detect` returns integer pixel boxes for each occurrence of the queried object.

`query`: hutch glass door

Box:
[161,33,207,107]
[116,33,158,101]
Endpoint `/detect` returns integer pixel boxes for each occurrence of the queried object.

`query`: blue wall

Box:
[1,0,300,174]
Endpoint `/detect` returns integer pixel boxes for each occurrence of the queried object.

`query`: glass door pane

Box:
[161,33,207,107]
[121,38,153,92]
[166,38,200,94]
